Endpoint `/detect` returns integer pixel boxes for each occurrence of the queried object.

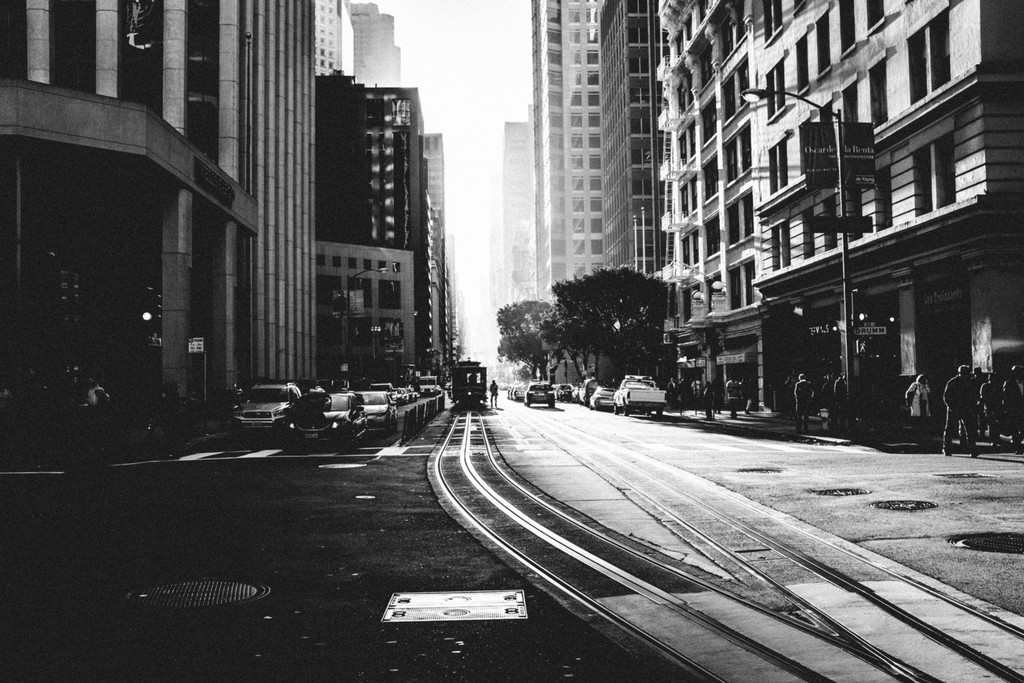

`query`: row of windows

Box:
[315,256,401,273]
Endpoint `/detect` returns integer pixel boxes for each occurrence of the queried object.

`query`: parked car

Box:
[393,387,409,405]
[613,376,667,417]
[524,381,556,408]
[555,383,575,402]
[356,390,398,432]
[588,385,616,411]
[509,384,526,402]
[286,391,367,448]
[232,382,302,431]
[418,375,442,397]
[577,378,599,406]
[368,382,399,404]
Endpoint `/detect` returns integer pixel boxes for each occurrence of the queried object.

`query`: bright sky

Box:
[370,0,533,358]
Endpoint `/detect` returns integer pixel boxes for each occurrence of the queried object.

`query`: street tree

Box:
[496,300,552,379]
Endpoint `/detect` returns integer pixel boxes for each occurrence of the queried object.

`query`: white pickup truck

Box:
[613,376,667,417]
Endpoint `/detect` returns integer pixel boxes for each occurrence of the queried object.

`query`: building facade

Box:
[658,0,762,401]
[423,133,452,377]
[503,120,538,303]
[532,0,606,296]
[658,0,1024,415]
[350,2,401,87]
[315,0,354,76]
[599,0,663,274]
[0,0,314,407]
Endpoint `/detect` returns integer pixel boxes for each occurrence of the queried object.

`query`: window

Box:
[801,208,816,258]
[821,195,837,250]
[587,92,600,106]
[909,11,950,103]
[699,46,713,87]
[692,232,700,263]
[913,145,933,216]
[703,158,719,199]
[588,156,601,169]
[934,134,956,209]
[571,134,583,149]
[591,217,603,232]
[729,266,742,309]
[727,202,741,244]
[867,0,884,28]
[589,197,602,211]
[348,257,357,269]
[591,240,603,255]
[839,0,855,53]
[869,60,888,125]
[363,259,371,270]
[706,217,721,255]
[726,138,740,182]
[701,99,717,144]
[740,127,752,172]
[770,221,791,269]
[590,177,602,190]
[377,260,386,270]
[842,82,858,123]
[722,19,735,56]
[589,113,601,127]
[766,59,785,118]
[332,256,342,267]
[796,35,809,91]
[743,261,755,307]
[723,74,736,120]
[742,194,755,238]
[316,254,326,266]
[816,14,831,75]
[769,140,788,193]
[763,0,783,37]
[379,280,401,309]
[682,235,692,264]
[875,165,893,229]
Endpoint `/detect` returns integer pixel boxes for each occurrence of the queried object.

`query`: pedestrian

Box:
[743,378,756,414]
[1002,366,1024,455]
[726,377,743,419]
[794,374,815,434]
[832,374,849,434]
[905,374,931,420]
[712,376,725,415]
[666,379,677,413]
[488,379,498,408]
[943,365,979,457]
[691,378,703,416]
[978,371,1002,443]
[702,381,716,421]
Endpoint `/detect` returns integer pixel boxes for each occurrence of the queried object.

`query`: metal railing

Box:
[400,394,445,444]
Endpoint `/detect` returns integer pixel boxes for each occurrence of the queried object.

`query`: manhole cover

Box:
[126,580,270,607]
[738,468,783,473]
[812,488,871,496]
[950,533,1024,554]
[933,473,995,479]
[870,500,938,512]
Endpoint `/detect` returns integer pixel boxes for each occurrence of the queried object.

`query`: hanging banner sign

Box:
[800,122,876,189]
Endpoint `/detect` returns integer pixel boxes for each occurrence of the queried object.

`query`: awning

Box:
[716,345,758,365]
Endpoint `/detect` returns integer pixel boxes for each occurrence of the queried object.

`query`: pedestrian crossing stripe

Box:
[238,449,281,458]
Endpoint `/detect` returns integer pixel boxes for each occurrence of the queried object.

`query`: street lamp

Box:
[345,267,388,380]
[741,87,856,428]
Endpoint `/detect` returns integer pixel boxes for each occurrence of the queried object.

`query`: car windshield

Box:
[246,387,290,403]
[359,392,388,405]
[329,395,352,411]
[420,376,437,385]
[530,384,551,390]
[624,381,654,389]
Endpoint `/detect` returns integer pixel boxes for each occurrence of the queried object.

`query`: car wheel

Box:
[548,400,555,408]
[524,399,530,407]
[612,404,619,415]
[656,409,663,418]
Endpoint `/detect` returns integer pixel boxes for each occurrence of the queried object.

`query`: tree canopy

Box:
[496,299,552,378]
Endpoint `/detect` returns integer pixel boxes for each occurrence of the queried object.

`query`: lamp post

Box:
[345,267,388,381]
[741,87,855,428]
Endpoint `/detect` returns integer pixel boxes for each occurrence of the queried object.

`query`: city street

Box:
[5,400,1024,680]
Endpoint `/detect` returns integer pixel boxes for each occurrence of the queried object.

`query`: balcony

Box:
[659,158,698,183]
[660,261,678,281]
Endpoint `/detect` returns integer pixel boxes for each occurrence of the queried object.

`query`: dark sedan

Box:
[286,391,367,449]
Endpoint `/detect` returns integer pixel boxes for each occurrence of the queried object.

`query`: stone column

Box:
[211,221,238,392]
[163,0,188,133]
[894,268,918,376]
[162,188,194,397]
[219,0,240,179]
[26,0,52,84]
[96,0,119,97]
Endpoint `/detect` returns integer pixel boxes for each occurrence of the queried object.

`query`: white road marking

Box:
[238,449,282,458]
[180,452,223,461]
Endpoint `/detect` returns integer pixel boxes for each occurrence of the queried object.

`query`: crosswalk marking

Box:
[180,452,224,461]
[238,449,282,458]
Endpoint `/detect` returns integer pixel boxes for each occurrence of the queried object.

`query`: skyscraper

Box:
[532,0,605,296]
[315,0,354,76]
[350,2,402,87]
[503,120,537,303]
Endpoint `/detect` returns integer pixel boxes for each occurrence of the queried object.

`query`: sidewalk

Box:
[663,406,1014,456]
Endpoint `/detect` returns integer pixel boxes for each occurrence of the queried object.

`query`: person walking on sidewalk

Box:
[666,379,677,413]
[702,381,716,421]
[488,380,499,408]
[794,374,815,434]
[692,378,703,416]
[832,374,849,434]
[905,374,932,420]
[1002,366,1024,455]
[943,365,979,457]
[977,371,1001,443]
[726,378,743,419]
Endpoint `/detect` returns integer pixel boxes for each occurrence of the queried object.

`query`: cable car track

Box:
[505,406,1024,683]
[431,412,965,682]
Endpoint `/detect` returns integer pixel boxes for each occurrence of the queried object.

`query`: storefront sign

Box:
[188,337,205,354]
[677,357,707,368]
[808,324,834,336]
[923,286,963,307]
[716,352,757,365]
[854,326,887,335]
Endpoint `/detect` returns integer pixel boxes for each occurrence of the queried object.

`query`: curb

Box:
[665,410,855,447]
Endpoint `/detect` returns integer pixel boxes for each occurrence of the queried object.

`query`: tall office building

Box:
[532,0,605,296]
[503,120,537,302]
[315,0,354,76]
[350,2,401,87]
[423,133,451,374]
[599,0,662,273]
[0,0,315,403]
[658,0,1024,414]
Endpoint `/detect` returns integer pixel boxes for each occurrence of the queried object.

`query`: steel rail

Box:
[430,413,727,681]
[463,413,846,683]
[516,408,1024,683]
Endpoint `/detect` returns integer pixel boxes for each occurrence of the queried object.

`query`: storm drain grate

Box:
[950,533,1024,554]
[738,468,783,473]
[126,579,270,607]
[933,473,996,479]
[870,500,938,512]
[382,589,527,623]
[812,488,871,496]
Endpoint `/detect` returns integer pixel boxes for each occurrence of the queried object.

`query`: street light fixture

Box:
[741,87,856,429]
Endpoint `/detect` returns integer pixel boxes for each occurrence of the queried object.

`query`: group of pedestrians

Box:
[937,365,1024,457]
[667,377,757,421]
